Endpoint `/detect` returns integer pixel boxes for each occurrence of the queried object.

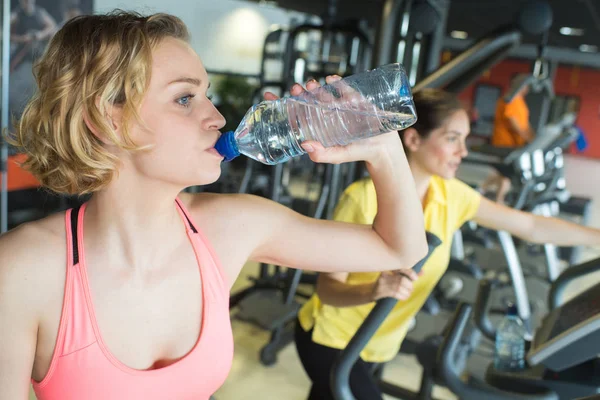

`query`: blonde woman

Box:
[0,11,427,400]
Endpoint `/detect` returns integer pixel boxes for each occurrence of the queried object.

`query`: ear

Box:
[402,127,422,153]
[83,99,123,144]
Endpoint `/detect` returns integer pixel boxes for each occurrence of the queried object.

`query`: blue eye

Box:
[177,94,195,107]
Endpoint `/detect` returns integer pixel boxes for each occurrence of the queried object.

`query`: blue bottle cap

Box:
[214,131,240,162]
[507,302,518,316]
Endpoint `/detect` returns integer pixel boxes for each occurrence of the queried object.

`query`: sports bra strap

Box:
[69,200,198,266]
[70,206,81,266]
[175,199,199,234]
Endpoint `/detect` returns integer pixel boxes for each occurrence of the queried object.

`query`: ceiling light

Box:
[579,44,597,52]
[560,27,584,36]
[450,30,468,39]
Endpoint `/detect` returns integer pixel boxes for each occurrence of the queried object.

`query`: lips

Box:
[207,147,223,158]
[205,132,223,153]
[209,133,221,149]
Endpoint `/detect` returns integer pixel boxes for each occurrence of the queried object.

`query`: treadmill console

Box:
[527,281,600,371]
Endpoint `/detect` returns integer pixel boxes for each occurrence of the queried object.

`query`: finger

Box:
[325,75,342,85]
[328,76,364,106]
[395,270,416,281]
[306,79,337,103]
[290,83,305,97]
[399,279,413,292]
[396,288,412,300]
[301,140,323,155]
[263,91,279,101]
[406,270,419,281]
[305,79,321,92]
[302,141,357,165]
[306,147,346,165]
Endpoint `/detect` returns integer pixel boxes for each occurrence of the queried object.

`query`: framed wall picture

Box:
[9,0,93,119]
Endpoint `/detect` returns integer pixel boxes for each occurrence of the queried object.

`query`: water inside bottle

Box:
[495,335,526,371]
[289,99,417,147]
[235,97,416,165]
[494,314,526,371]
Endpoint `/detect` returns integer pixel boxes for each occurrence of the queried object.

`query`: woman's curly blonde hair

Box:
[10,11,189,195]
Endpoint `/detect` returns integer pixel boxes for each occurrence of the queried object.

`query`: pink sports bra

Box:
[32,199,233,400]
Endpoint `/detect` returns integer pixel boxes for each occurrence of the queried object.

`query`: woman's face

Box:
[119,37,226,189]
[410,109,470,180]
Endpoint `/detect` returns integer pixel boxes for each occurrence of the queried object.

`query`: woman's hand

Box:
[371,269,418,301]
[264,76,404,167]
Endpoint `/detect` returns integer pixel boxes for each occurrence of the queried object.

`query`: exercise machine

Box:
[331,256,600,400]
[452,116,587,335]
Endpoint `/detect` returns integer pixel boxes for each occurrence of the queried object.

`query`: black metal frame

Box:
[332,255,600,400]
[414,28,522,93]
[331,232,442,400]
[283,23,371,89]
[548,257,600,310]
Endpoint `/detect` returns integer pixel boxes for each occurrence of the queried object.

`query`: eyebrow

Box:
[168,77,203,86]
[445,130,466,136]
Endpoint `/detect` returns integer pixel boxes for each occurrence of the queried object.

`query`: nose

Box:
[203,101,226,131]
[459,140,468,158]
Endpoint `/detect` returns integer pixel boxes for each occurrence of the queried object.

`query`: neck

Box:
[408,158,433,205]
[84,172,187,269]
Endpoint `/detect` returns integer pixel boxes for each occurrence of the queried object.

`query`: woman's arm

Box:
[237,78,426,275]
[240,130,426,274]
[474,196,600,246]
[316,272,375,307]
[316,271,416,308]
[0,231,41,400]
[35,9,58,41]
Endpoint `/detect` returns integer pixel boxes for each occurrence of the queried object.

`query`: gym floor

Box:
[28,155,600,400]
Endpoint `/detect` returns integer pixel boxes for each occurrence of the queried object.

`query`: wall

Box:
[94,0,310,75]
[457,59,600,159]
[553,65,600,158]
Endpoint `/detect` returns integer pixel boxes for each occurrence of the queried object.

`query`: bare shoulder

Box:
[180,191,284,224]
[179,191,288,243]
[179,190,273,207]
[178,192,289,286]
[0,212,67,318]
[0,212,66,264]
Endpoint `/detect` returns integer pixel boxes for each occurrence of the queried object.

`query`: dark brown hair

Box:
[401,88,465,143]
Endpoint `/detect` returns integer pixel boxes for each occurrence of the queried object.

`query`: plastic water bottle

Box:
[215,63,416,165]
[494,303,526,371]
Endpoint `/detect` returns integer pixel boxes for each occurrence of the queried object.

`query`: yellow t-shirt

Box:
[297,176,482,363]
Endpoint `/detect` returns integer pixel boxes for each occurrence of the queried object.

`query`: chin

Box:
[436,170,457,180]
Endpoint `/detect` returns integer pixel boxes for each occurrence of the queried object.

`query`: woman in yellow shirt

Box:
[294,89,600,400]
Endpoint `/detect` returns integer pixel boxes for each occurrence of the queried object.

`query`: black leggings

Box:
[294,319,383,400]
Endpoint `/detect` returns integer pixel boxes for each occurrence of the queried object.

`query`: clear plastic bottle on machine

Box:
[214,63,417,165]
[494,303,527,372]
